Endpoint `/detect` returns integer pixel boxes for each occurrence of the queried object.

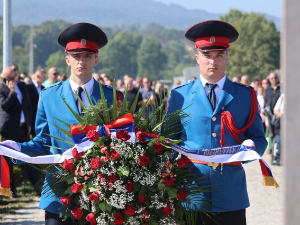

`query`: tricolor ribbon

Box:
[0,113,278,196]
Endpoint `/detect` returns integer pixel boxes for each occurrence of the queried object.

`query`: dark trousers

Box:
[183,209,246,225]
[1,123,42,194]
[45,211,74,225]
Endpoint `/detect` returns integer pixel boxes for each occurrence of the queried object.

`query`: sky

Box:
[155,0,282,18]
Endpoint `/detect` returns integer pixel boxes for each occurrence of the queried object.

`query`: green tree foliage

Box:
[137,37,167,80]
[142,23,184,42]
[220,9,280,80]
[45,50,70,75]
[97,31,143,78]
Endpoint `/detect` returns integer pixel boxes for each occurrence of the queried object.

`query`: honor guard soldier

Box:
[1,23,122,225]
[167,20,267,225]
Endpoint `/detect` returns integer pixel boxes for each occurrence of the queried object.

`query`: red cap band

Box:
[65,39,99,54]
[195,36,230,50]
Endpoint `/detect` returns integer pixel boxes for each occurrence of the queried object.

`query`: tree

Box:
[137,37,167,80]
[219,9,280,80]
[45,50,70,76]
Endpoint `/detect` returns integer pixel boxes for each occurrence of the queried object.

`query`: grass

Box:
[0,181,39,220]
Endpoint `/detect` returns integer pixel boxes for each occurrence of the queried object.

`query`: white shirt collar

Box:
[200,74,226,90]
[32,79,39,88]
[69,77,94,96]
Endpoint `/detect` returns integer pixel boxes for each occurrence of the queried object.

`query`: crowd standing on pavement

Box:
[0,63,282,197]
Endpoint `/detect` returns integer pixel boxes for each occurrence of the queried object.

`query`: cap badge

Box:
[210,36,216,43]
[80,39,86,46]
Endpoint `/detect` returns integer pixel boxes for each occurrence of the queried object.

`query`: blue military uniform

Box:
[19,79,116,214]
[168,76,267,212]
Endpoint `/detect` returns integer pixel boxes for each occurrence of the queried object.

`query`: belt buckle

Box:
[207,162,219,169]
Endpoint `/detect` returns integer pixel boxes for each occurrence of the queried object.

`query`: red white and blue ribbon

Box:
[0,155,11,196]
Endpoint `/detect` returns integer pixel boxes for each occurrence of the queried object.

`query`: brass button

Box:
[212,117,216,121]
[212,133,217,137]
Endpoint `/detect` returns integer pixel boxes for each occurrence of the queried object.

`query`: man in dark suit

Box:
[27,70,45,137]
[0,67,32,197]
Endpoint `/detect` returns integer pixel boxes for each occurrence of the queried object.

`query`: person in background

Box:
[117,79,125,92]
[11,64,20,80]
[42,67,59,88]
[155,81,168,104]
[57,74,68,81]
[100,73,106,79]
[103,76,110,84]
[240,75,250,85]
[261,78,269,95]
[232,76,240,82]
[135,76,143,89]
[124,77,143,112]
[123,74,131,83]
[0,67,32,197]
[257,86,266,131]
[251,79,260,91]
[93,72,101,82]
[151,80,156,90]
[106,79,114,87]
[140,77,156,117]
[24,76,32,84]
[273,87,284,165]
[173,80,181,88]
[191,76,197,81]
[20,72,28,81]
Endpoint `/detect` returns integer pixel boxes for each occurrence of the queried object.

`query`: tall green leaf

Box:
[129,87,141,115]
[45,134,74,145]
[120,85,128,116]
[112,81,118,121]
[62,98,85,123]
[49,121,72,138]
[134,97,150,125]
[51,116,70,128]
[99,83,110,124]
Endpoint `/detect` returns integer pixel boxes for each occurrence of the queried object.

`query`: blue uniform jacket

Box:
[167,77,267,212]
[19,78,116,214]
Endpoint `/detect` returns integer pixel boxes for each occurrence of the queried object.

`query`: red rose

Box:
[177,157,189,168]
[125,182,134,192]
[91,158,101,170]
[123,205,136,215]
[89,191,100,202]
[108,174,119,184]
[114,213,125,224]
[177,189,187,201]
[59,195,71,206]
[116,129,131,142]
[153,142,165,154]
[138,155,150,166]
[71,183,83,193]
[86,213,96,225]
[111,149,120,159]
[72,148,84,159]
[138,194,146,204]
[141,209,149,221]
[63,159,74,173]
[71,206,82,219]
[86,130,100,142]
[164,176,174,186]
[136,131,146,143]
[162,204,173,215]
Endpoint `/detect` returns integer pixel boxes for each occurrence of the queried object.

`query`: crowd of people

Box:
[0,63,282,200]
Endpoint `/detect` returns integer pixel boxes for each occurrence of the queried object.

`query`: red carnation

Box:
[153,142,165,154]
[86,213,96,225]
[116,129,131,142]
[177,157,189,168]
[125,182,134,192]
[108,174,119,184]
[101,147,107,154]
[91,158,101,170]
[164,176,174,186]
[59,195,71,206]
[71,206,82,220]
[138,155,150,166]
[162,204,174,215]
[123,205,136,215]
[177,189,187,201]
[72,148,84,159]
[114,213,125,224]
[110,149,120,159]
[63,159,74,173]
[138,194,146,204]
[136,131,146,143]
[71,183,83,193]
[89,191,100,202]
[141,209,149,221]
[86,130,100,142]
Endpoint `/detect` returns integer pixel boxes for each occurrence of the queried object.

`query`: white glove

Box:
[242,139,255,148]
[1,140,21,152]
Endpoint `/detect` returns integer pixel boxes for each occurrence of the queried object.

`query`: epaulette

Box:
[43,81,62,90]
[233,82,254,90]
[173,79,195,90]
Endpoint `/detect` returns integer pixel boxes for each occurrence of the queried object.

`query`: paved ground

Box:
[0,154,284,225]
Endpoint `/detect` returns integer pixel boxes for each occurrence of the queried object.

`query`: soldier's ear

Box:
[94,55,99,66]
[66,55,71,66]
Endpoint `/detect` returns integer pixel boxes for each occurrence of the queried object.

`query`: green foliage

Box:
[137,37,167,80]
[45,50,70,76]
[220,9,280,80]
